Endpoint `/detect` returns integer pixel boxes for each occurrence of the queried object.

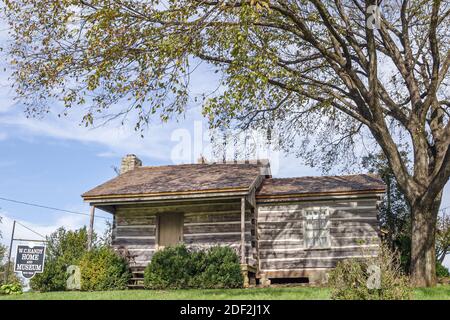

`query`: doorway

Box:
[157,213,184,249]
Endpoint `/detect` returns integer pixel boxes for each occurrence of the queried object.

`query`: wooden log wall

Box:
[183,208,256,266]
[256,197,381,277]
[112,200,257,268]
[112,210,157,267]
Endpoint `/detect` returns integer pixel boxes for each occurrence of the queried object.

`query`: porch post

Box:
[87,206,95,250]
[240,197,246,264]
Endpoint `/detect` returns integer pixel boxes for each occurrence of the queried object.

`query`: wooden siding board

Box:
[116,216,156,226]
[331,237,379,246]
[260,254,377,269]
[258,230,304,240]
[259,247,379,259]
[117,203,243,215]
[258,221,304,229]
[258,240,304,250]
[183,233,252,244]
[257,200,376,212]
[115,227,156,237]
[184,223,246,234]
[184,212,249,223]
[112,238,156,246]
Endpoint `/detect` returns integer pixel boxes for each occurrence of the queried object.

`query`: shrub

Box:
[31,227,90,292]
[0,243,6,271]
[30,259,68,292]
[0,283,23,295]
[79,246,131,291]
[144,244,243,289]
[328,245,412,300]
[144,245,195,289]
[436,262,450,278]
[192,246,243,289]
[0,262,22,286]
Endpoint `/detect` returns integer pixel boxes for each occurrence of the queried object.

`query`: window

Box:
[304,208,330,249]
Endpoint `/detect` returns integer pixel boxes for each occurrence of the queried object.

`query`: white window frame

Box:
[303,207,331,249]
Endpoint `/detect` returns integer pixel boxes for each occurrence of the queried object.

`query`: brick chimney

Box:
[120,154,142,174]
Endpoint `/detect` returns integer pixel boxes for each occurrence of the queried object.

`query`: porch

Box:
[89,197,258,288]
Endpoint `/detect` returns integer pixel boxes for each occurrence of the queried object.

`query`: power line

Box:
[0,196,111,220]
[14,220,46,239]
[0,214,46,240]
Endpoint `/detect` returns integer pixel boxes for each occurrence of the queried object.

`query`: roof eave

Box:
[256,189,386,202]
[83,187,251,205]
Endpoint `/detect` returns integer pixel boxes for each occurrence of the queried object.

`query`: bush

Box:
[329,245,412,300]
[144,245,196,289]
[144,245,243,289]
[0,283,23,295]
[192,246,243,289]
[436,262,450,278]
[31,227,90,292]
[79,246,131,291]
[0,262,22,286]
[30,259,68,292]
[30,227,130,292]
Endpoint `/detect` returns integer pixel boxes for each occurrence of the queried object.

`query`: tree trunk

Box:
[409,194,442,287]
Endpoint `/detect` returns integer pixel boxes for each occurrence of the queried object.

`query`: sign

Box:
[14,245,46,279]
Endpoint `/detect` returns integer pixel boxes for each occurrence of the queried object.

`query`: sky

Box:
[0,17,448,270]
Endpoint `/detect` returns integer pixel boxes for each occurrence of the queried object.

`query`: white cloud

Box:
[0,111,201,162]
[96,151,118,158]
[0,211,109,251]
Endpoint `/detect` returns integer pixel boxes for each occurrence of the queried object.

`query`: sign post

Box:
[14,244,46,279]
[4,220,16,282]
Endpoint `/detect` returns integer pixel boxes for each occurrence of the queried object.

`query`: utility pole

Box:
[4,220,16,283]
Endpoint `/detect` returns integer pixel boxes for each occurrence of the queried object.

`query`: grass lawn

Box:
[0,285,449,300]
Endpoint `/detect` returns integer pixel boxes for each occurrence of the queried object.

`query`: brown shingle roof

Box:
[256,174,385,198]
[82,163,265,199]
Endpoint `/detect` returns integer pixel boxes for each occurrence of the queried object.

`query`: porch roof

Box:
[82,163,266,201]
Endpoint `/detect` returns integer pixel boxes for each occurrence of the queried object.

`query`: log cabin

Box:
[82,154,385,287]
